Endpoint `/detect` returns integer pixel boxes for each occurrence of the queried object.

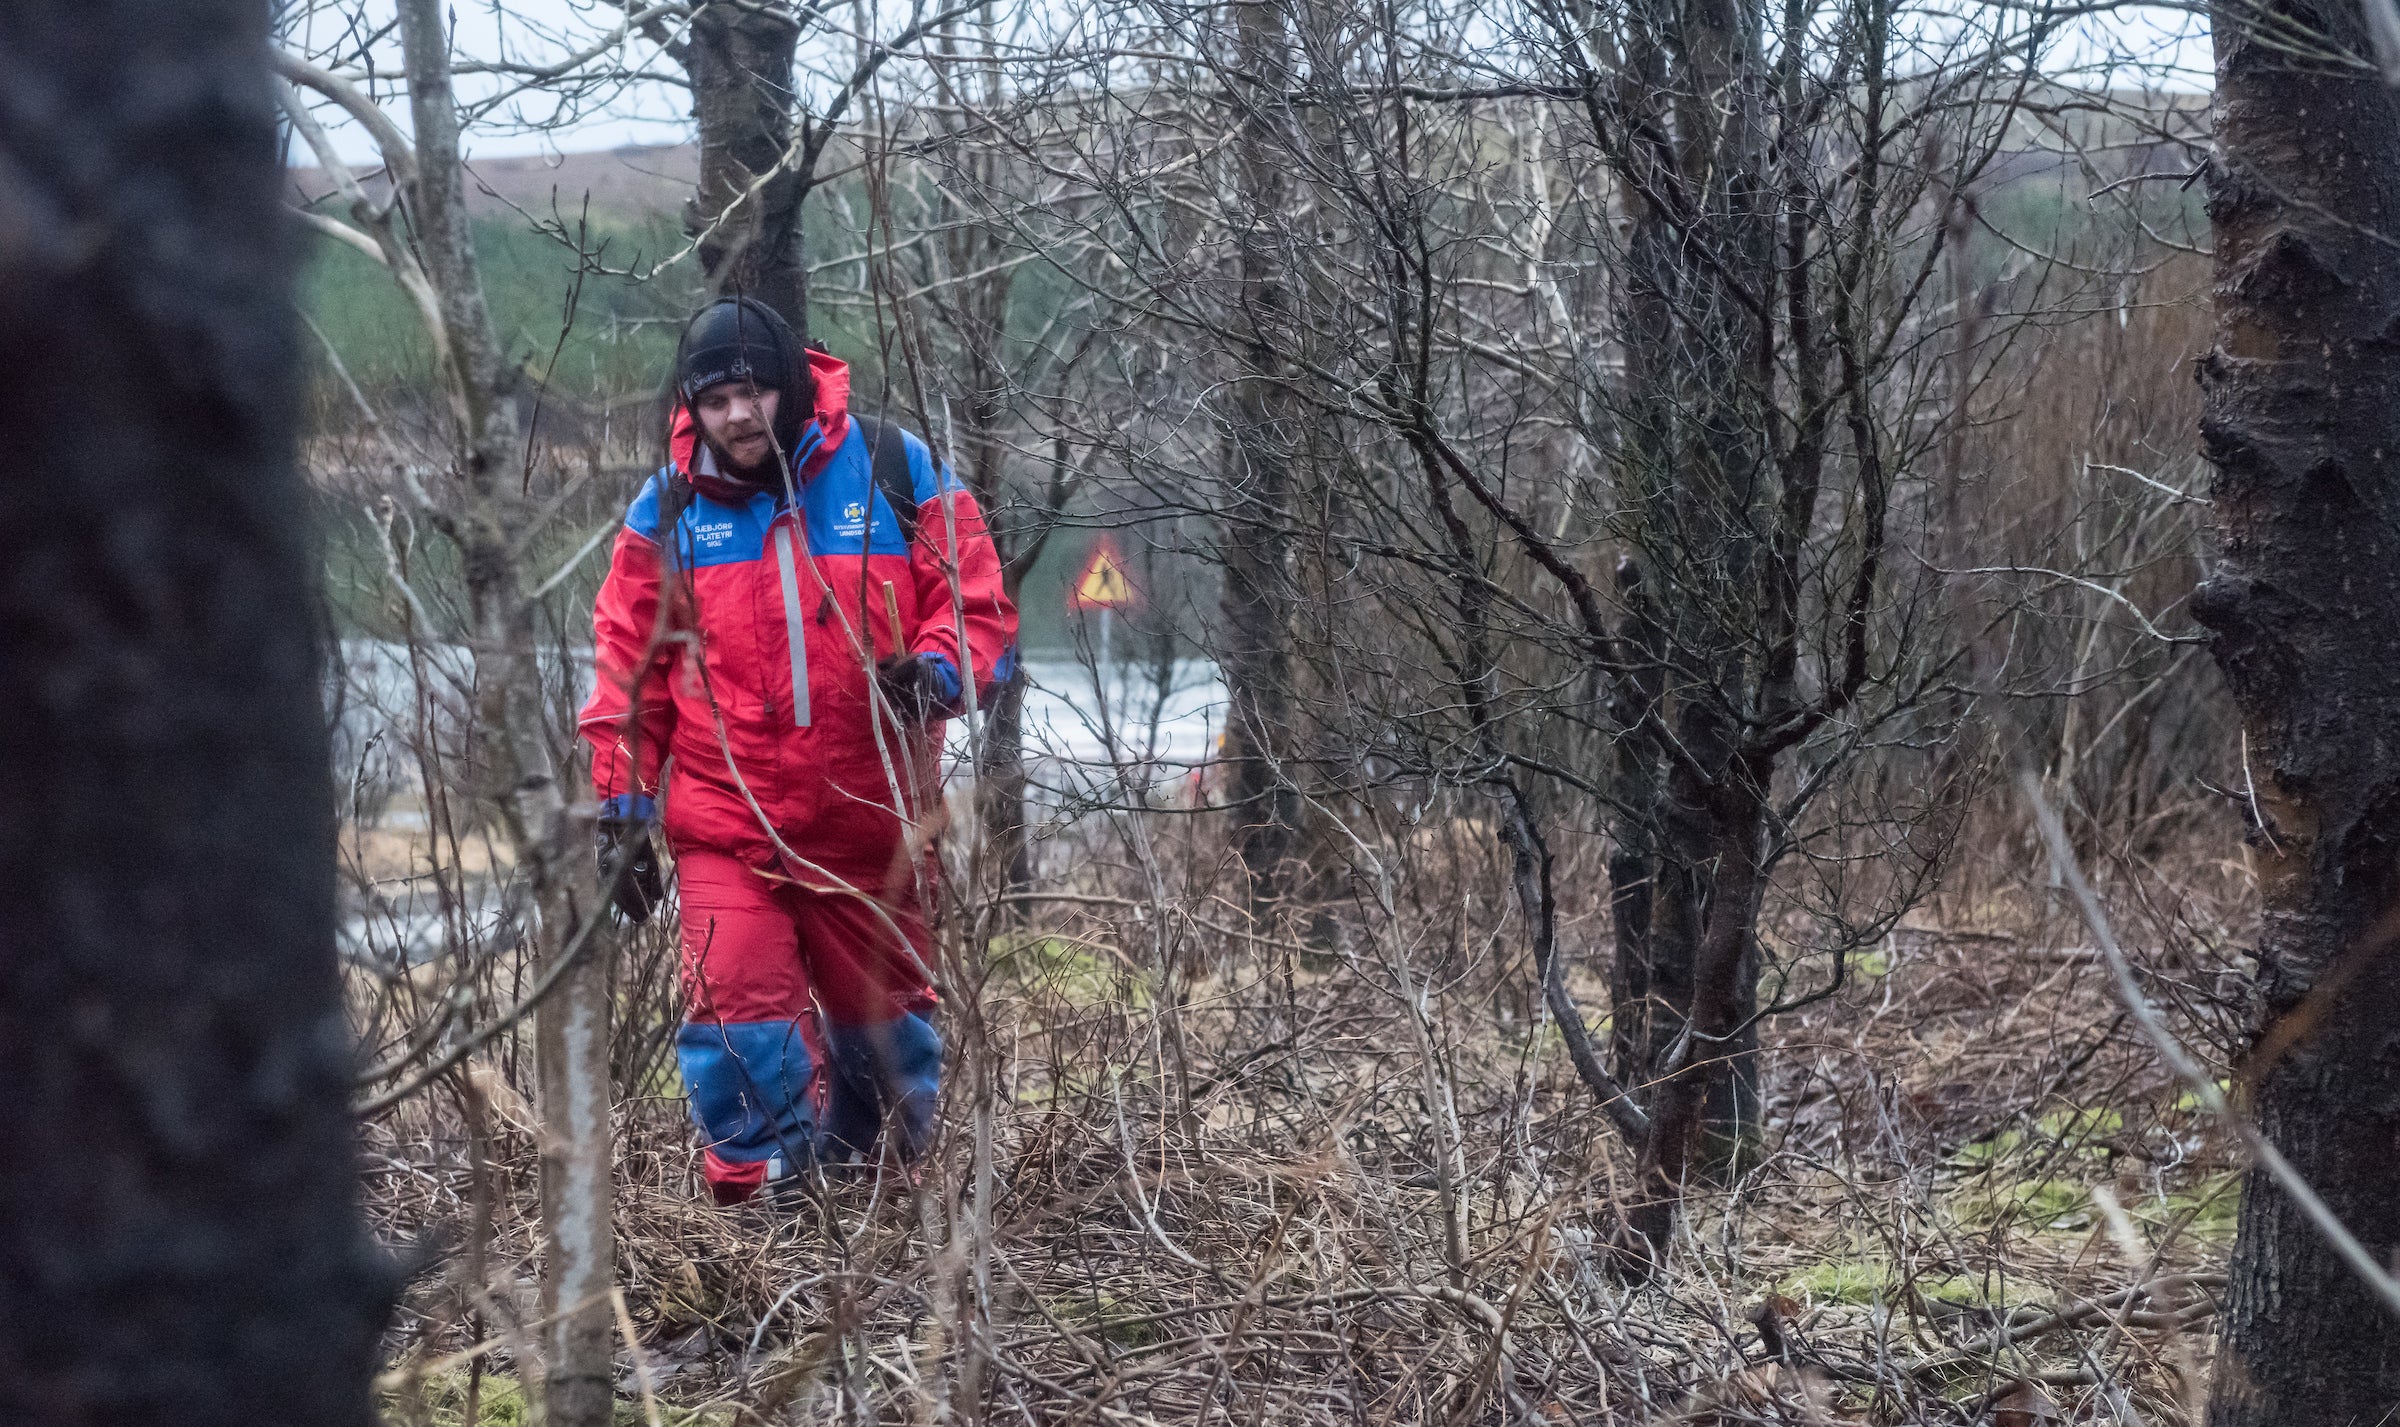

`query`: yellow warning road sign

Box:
[1069,538,1138,610]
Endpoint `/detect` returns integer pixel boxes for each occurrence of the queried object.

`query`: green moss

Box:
[2033,1105,2123,1143]
[386,1369,528,1426]
[1947,1130,2021,1169]
[1945,1104,2120,1192]
[637,1057,686,1100]
[1941,1100,2214,1237]
[1917,1274,2048,1310]
[2142,1170,2242,1243]
[1053,1292,1164,1348]
[1963,1176,2095,1232]
[1783,1257,2051,1313]
[991,933,1143,1006]
[1783,1257,1899,1305]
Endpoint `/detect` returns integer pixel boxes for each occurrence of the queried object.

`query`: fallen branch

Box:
[1902,1272,2225,1379]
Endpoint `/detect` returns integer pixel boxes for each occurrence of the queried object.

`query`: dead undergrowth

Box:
[358,811,2249,1427]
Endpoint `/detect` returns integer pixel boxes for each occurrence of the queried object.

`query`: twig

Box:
[612,1287,666,1427]
[2020,770,2400,1321]
[352,886,613,1117]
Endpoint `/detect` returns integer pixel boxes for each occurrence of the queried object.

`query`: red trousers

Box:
[673,848,941,1201]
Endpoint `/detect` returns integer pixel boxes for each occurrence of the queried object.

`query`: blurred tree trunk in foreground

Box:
[2197,1,2400,1420]
[0,0,390,1420]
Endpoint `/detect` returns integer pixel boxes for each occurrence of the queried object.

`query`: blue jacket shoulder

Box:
[624,466,677,541]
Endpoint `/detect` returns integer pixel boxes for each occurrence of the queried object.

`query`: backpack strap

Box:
[847,412,921,543]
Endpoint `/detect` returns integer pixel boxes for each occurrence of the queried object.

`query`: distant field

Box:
[300,206,701,402]
[287,142,702,221]
[292,151,1142,654]
[291,141,890,405]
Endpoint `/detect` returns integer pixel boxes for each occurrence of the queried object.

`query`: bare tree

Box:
[2195,0,2400,1418]
[649,0,989,333]
[277,3,620,1420]
[1215,0,1308,906]
[845,27,1103,899]
[0,0,390,1418]
[1021,0,2046,1252]
[683,3,814,322]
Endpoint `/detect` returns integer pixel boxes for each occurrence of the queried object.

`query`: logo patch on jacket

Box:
[672,491,773,568]
[802,443,913,556]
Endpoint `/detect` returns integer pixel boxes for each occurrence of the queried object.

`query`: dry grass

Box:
[356,808,2248,1427]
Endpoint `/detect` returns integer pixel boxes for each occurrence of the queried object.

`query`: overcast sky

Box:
[279,0,2213,167]
[284,0,694,163]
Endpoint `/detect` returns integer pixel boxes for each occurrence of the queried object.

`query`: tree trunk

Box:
[976,664,1036,896]
[1218,0,1303,907]
[686,7,808,332]
[1599,0,1774,1210]
[1602,3,1683,1099]
[1606,560,1666,1084]
[1629,764,1771,1249]
[395,3,617,1420]
[0,0,390,1417]
[932,199,1039,905]
[2195,4,2400,1420]
[530,957,616,1425]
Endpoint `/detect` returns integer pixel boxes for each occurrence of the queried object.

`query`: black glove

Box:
[876,652,959,724]
[597,794,665,924]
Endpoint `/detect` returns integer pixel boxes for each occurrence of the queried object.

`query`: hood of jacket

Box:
[668,347,854,505]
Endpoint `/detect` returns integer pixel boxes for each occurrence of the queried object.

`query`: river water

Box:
[331,640,1226,799]
[331,640,1227,963]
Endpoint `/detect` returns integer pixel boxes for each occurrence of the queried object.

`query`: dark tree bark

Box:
[1531,0,1891,1254]
[686,7,808,331]
[976,665,1036,893]
[1606,559,1666,1081]
[678,0,988,381]
[2195,3,2400,1421]
[1584,0,1776,1214]
[965,444,1043,906]
[1628,760,1771,1247]
[0,0,391,1420]
[1217,0,1305,906]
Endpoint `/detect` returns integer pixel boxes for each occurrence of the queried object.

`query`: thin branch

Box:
[2021,771,2400,1323]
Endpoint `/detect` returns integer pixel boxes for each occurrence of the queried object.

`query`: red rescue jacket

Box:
[578,350,1019,885]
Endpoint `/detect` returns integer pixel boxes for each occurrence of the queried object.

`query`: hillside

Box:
[288,141,700,219]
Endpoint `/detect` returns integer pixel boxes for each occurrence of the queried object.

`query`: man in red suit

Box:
[579,298,1017,1204]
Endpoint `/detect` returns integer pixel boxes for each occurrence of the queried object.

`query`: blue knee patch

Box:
[676,1020,817,1167]
[822,1014,943,1158]
[884,1012,944,1098]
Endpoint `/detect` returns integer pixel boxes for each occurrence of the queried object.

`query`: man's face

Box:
[693,381,782,474]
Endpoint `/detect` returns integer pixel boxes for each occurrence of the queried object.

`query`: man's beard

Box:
[703,434,782,486]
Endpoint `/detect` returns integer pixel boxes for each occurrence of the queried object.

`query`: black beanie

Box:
[675,297,810,456]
